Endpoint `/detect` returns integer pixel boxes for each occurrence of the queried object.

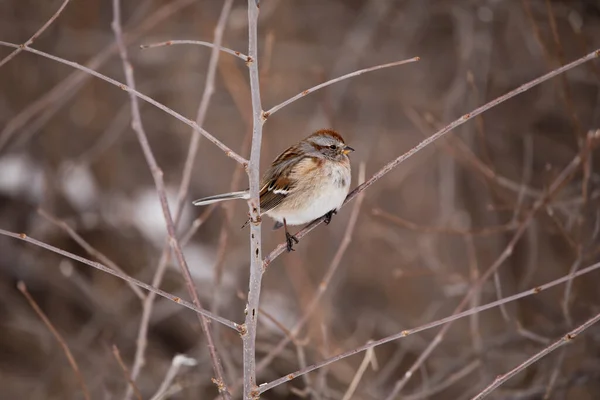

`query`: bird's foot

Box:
[285,232,299,252]
[324,210,337,225]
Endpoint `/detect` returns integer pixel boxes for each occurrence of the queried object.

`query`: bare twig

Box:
[263,48,600,267]
[0,0,72,68]
[127,0,234,391]
[470,310,600,400]
[372,208,517,236]
[180,204,219,246]
[543,346,567,399]
[0,0,197,153]
[0,228,240,330]
[150,354,198,400]
[383,152,582,397]
[17,281,91,400]
[342,346,375,400]
[128,194,218,389]
[242,0,264,397]
[140,39,248,61]
[264,57,420,117]
[256,256,600,394]
[128,0,235,393]
[112,345,142,400]
[110,1,231,398]
[405,360,481,400]
[0,40,247,165]
[544,0,584,140]
[37,209,146,301]
[172,0,236,229]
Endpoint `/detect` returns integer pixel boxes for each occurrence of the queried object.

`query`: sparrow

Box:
[193,129,353,251]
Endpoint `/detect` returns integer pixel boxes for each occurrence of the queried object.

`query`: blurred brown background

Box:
[1,0,600,399]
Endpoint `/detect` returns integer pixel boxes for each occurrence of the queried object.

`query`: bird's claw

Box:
[324,210,337,225]
[285,232,299,252]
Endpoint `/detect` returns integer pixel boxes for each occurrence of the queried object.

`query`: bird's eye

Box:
[329,145,337,150]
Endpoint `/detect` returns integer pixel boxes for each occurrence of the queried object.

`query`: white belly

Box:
[267,165,351,226]
[281,184,349,225]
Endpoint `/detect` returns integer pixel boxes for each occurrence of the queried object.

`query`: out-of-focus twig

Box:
[0,0,72,68]
[0,40,247,165]
[17,281,91,400]
[0,228,241,330]
[263,48,600,267]
[341,346,376,400]
[140,39,248,61]
[372,208,517,236]
[150,354,198,400]
[470,310,600,400]
[384,151,583,397]
[112,345,142,400]
[110,1,231,398]
[171,0,236,228]
[37,209,146,301]
[405,360,481,400]
[256,255,600,394]
[0,0,196,153]
[127,1,235,395]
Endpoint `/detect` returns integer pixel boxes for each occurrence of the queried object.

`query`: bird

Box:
[192,129,354,251]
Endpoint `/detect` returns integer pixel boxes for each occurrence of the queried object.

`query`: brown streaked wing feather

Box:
[258,147,300,212]
[260,175,294,212]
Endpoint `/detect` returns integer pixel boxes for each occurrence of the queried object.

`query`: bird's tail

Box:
[192,191,249,206]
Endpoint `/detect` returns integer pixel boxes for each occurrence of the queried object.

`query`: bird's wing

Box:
[258,146,304,213]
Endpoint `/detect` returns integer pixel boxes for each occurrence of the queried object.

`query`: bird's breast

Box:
[268,161,351,225]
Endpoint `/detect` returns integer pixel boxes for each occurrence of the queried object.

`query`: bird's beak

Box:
[342,145,355,155]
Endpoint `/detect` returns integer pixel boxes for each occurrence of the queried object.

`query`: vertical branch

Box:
[243,0,264,398]
[110,1,230,398]
[173,0,235,225]
[127,0,234,393]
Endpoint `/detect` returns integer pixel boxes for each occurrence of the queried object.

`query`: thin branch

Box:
[382,152,583,397]
[140,40,248,61]
[257,258,600,394]
[127,0,234,394]
[372,208,517,236]
[0,228,240,330]
[0,0,72,68]
[342,346,375,400]
[172,0,235,229]
[37,209,146,301]
[263,48,600,267]
[0,0,196,153]
[180,204,219,245]
[242,0,264,398]
[404,360,481,400]
[0,40,248,165]
[470,310,600,400]
[543,347,567,399]
[264,57,420,117]
[150,354,198,400]
[110,2,231,399]
[17,281,91,400]
[112,345,142,400]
